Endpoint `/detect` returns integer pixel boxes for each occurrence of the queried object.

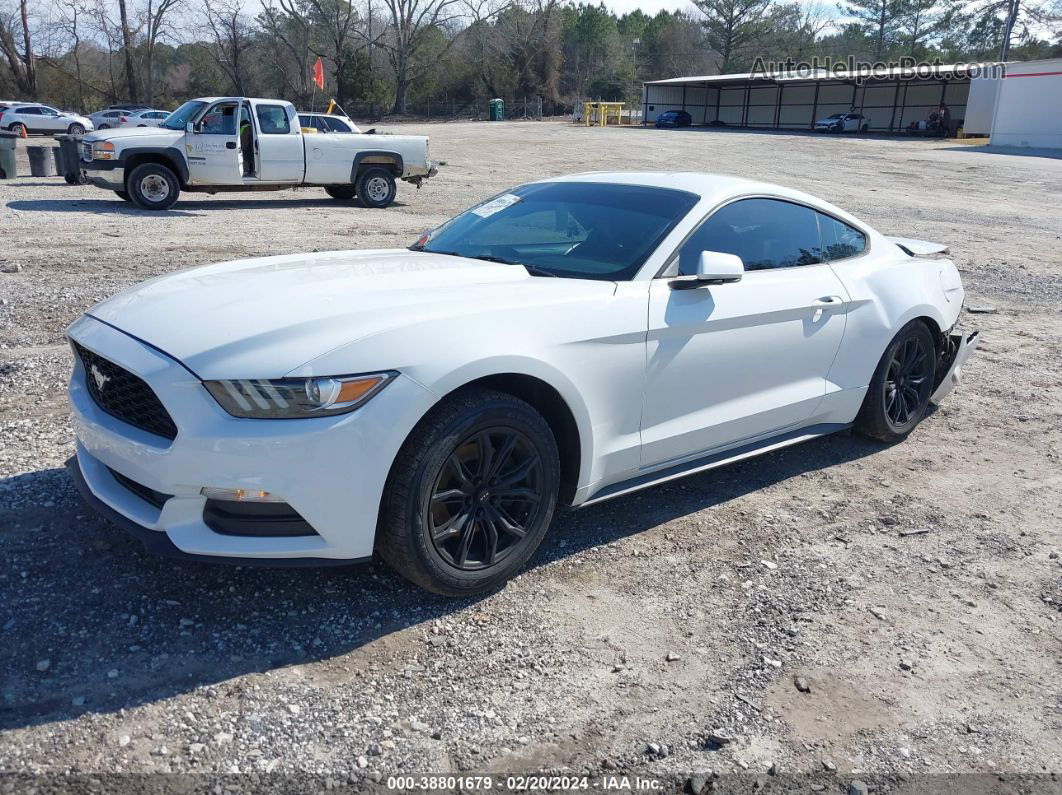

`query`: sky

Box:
[597,0,699,16]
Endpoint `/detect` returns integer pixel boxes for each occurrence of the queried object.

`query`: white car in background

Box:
[815,112,870,133]
[66,172,977,596]
[0,103,93,136]
[298,112,361,133]
[125,108,172,127]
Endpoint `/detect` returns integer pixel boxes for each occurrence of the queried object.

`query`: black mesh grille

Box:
[73,342,178,440]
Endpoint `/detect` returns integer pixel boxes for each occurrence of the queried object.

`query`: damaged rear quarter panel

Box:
[827,240,963,391]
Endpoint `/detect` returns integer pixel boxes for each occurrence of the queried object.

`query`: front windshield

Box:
[827,113,844,119]
[411,182,699,281]
[162,100,207,130]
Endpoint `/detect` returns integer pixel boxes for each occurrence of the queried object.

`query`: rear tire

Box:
[325,185,357,200]
[10,122,26,137]
[127,163,180,211]
[356,166,397,208]
[98,124,111,130]
[855,320,937,442]
[376,388,560,596]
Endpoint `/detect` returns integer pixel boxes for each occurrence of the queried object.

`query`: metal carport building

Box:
[642,64,991,133]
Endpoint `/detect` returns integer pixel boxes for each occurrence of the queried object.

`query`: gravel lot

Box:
[1,123,1061,793]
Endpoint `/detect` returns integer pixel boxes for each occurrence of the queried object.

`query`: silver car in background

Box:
[124,109,172,127]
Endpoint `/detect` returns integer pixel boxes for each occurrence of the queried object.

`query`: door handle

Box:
[813,295,843,305]
[226,141,237,149]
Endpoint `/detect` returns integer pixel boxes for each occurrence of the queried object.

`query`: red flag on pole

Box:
[312,56,325,90]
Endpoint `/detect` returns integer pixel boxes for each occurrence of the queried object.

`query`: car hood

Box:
[84,249,617,379]
[83,126,182,144]
[815,118,841,125]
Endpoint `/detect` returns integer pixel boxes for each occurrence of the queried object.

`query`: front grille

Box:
[82,142,92,161]
[73,341,178,440]
[109,467,173,509]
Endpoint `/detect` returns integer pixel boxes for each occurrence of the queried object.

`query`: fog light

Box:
[200,487,286,503]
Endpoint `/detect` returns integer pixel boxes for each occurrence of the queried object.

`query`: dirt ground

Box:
[1,122,1060,793]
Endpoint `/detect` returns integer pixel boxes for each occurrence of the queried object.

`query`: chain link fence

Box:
[337,97,575,123]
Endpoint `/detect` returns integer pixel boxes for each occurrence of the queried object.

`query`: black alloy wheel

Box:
[376,388,560,596]
[884,335,932,430]
[428,427,545,571]
[855,320,937,442]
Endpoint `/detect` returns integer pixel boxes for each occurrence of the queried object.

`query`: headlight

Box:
[203,371,397,419]
[91,141,115,160]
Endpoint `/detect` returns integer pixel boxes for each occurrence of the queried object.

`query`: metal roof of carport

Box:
[644,64,990,86]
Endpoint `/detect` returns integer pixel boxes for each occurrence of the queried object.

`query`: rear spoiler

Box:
[886,236,950,257]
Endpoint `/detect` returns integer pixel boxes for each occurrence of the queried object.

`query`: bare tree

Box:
[116,0,138,99]
[377,0,504,114]
[140,0,182,104]
[259,0,312,102]
[0,0,37,96]
[201,0,254,92]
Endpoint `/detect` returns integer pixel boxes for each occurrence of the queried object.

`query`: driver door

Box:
[640,198,849,469]
[186,100,242,185]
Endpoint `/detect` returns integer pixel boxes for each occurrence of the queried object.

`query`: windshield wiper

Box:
[521,264,557,277]
[410,248,556,277]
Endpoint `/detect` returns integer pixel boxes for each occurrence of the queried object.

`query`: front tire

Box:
[356,166,397,208]
[377,388,560,596]
[325,185,357,200]
[98,124,110,130]
[855,320,937,442]
[68,123,85,135]
[127,162,180,210]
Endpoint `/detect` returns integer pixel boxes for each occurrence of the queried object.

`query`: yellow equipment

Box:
[583,101,626,127]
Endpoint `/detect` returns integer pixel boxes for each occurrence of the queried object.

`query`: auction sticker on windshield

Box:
[471,193,522,218]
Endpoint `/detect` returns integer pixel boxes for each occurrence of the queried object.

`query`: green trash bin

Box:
[489,98,505,121]
[56,134,85,184]
[0,130,17,179]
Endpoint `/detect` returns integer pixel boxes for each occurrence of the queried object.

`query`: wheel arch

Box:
[446,373,582,506]
[349,150,404,181]
[123,148,189,186]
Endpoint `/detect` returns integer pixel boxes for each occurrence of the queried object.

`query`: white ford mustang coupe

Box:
[67,172,977,595]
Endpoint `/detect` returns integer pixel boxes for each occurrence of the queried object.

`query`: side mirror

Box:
[669,250,744,290]
[186,121,197,134]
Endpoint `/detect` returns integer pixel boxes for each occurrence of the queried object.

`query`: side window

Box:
[17,107,41,115]
[256,104,291,134]
[817,212,866,261]
[41,107,60,116]
[324,116,352,133]
[200,102,238,135]
[675,198,823,275]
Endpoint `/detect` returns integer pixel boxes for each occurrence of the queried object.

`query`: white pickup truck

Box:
[79,96,437,210]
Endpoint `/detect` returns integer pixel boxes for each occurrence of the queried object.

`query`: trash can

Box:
[0,130,17,179]
[56,134,86,184]
[52,146,65,176]
[27,146,54,177]
[488,98,505,121]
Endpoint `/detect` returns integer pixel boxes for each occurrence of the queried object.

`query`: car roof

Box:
[534,171,870,227]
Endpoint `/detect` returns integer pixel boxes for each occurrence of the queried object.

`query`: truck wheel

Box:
[325,185,357,201]
[127,163,180,211]
[356,167,396,208]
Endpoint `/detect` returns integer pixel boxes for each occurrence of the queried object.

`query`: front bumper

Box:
[81,158,125,190]
[67,314,436,564]
[930,330,979,404]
